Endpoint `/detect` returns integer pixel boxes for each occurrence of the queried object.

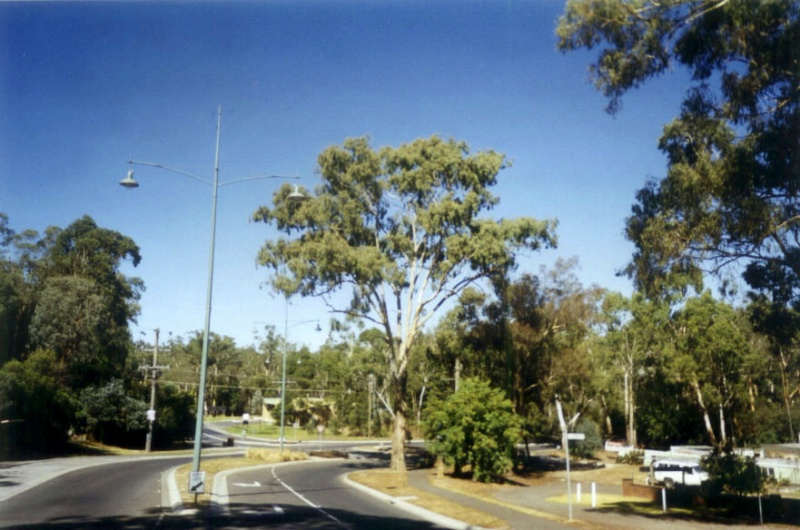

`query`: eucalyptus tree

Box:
[27,216,142,386]
[433,287,501,391]
[254,136,556,471]
[558,1,800,303]
[0,215,144,453]
[747,296,800,441]
[505,259,602,440]
[0,215,142,388]
[0,214,31,364]
[336,327,392,436]
[29,276,114,388]
[205,334,242,414]
[159,332,203,395]
[671,292,766,446]
[596,291,673,447]
[160,332,249,414]
[0,215,72,364]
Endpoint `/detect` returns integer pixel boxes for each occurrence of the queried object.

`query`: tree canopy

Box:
[558,0,800,303]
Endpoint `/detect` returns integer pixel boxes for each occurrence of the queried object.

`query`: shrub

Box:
[571,418,602,459]
[0,349,76,456]
[77,378,147,447]
[701,443,763,497]
[423,378,522,483]
[616,449,644,466]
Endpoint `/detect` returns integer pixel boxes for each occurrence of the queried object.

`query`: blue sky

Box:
[1,1,688,349]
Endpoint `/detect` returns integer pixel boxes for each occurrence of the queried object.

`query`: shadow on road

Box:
[0,504,456,530]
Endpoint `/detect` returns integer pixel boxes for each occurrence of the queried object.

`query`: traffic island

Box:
[173,448,309,510]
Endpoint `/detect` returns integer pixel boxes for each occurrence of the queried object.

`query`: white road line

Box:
[270,466,347,527]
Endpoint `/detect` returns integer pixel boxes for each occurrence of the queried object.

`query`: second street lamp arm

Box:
[125,162,300,189]
[127,160,213,186]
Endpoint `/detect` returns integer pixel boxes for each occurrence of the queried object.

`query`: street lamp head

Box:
[119,169,139,189]
[286,185,307,203]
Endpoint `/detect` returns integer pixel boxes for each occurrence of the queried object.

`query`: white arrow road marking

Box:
[232,481,261,488]
[237,505,285,517]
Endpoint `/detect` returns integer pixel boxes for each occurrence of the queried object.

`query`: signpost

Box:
[189,471,206,495]
[556,398,581,521]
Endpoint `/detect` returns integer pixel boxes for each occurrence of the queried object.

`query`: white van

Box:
[646,460,708,488]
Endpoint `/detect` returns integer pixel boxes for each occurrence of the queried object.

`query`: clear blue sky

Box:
[1,1,687,349]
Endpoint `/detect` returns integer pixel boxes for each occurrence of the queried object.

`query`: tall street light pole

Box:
[120,106,306,484]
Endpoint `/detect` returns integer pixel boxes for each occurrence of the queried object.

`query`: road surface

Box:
[212,458,453,529]
[0,456,187,529]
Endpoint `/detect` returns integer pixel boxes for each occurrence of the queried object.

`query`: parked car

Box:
[646,459,708,488]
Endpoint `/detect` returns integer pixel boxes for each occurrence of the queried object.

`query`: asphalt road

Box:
[0,456,189,529]
[214,458,453,530]
[0,443,451,530]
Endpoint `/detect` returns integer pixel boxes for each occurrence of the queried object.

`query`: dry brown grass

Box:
[68,439,172,456]
[174,448,309,508]
[526,460,649,486]
[348,468,510,529]
[244,447,310,463]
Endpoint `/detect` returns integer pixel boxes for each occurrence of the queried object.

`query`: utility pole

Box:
[142,328,169,452]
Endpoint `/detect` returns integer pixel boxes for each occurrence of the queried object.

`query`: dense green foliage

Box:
[77,379,147,447]
[0,215,195,456]
[0,349,76,454]
[423,378,522,483]
[557,0,800,495]
[559,0,800,429]
[0,222,796,470]
[701,443,764,497]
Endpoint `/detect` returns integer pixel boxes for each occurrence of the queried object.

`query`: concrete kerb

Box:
[341,471,487,530]
[162,465,184,513]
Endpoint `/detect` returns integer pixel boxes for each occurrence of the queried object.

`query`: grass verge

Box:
[347,469,509,529]
[224,423,370,442]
